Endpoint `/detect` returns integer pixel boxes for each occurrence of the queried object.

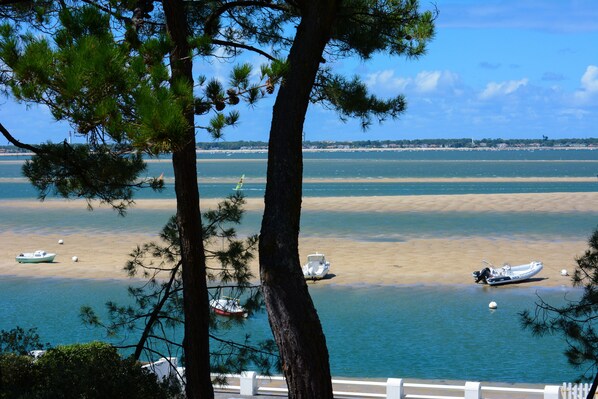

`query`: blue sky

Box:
[2,0,598,144]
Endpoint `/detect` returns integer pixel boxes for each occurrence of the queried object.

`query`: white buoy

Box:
[489,301,498,309]
[561,269,568,276]
[72,256,78,262]
[58,239,64,245]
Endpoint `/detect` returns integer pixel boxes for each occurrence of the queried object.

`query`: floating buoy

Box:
[489,301,498,309]
[72,256,78,262]
[561,269,568,276]
[58,239,64,245]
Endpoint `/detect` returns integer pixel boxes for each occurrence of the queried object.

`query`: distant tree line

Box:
[198,137,598,150]
[2,138,597,154]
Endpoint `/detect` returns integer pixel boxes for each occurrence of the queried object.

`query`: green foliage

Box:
[0,3,437,397]
[0,327,49,355]
[521,227,598,381]
[230,63,253,89]
[0,3,270,214]
[0,342,180,399]
[80,193,278,374]
[333,0,435,59]
[0,0,435,213]
[0,353,37,399]
[314,72,407,129]
[22,143,160,215]
[188,34,213,56]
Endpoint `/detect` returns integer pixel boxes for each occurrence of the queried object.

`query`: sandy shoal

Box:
[1,192,595,286]
[2,191,597,213]
[0,235,587,288]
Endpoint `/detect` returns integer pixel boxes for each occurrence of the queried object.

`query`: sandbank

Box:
[2,191,597,213]
[2,191,595,287]
[0,231,585,287]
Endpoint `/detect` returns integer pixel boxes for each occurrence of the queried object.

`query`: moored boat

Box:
[209,297,248,318]
[302,253,330,280]
[473,260,543,286]
[16,250,56,264]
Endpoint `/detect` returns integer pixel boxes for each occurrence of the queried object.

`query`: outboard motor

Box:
[473,267,491,283]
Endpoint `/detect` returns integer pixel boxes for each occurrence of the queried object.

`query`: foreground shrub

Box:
[0,327,49,355]
[0,342,180,399]
[0,353,37,399]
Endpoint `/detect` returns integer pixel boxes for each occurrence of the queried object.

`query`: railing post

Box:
[386,378,404,399]
[544,385,563,399]
[464,381,481,399]
[240,371,257,396]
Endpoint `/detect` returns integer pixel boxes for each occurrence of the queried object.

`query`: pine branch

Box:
[0,122,40,153]
[204,0,291,36]
[134,261,181,360]
[211,38,276,61]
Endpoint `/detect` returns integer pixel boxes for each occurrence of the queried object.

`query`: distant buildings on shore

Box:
[195,138,598,151]
[1,138,596,154]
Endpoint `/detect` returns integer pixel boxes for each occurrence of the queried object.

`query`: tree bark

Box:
[259,2,340,398]
[587,370,598,399]
[163,1,213,398]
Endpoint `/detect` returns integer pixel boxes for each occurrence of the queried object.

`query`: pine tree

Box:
[258,2,435,397]
[0,2,435,398]
[80,193,278,380]
[521,227,598,396]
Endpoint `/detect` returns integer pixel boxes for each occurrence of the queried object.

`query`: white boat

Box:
[302,253,330,280]
[209,297,247,318]
[472,260,543,286]
[15,250,56,264]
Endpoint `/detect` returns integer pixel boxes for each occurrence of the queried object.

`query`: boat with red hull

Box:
[209,297,248,318]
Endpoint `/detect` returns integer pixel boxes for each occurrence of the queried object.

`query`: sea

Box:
[1,148,597,384]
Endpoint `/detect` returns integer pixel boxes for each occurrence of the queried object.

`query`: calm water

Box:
[2,180,598,199]
[1,205,597,242]
[0,276,582,384]
[3,148,598,183]
[0,149,596,384]
[2,149,598,199]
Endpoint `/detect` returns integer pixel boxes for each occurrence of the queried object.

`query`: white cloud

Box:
[414,71,454,93]
[573,65,598,103]
[479,79,528,100]
[366,70,459,94]
[580,65,598,92]
[414,71,439,92]
[559,108,590,119]
[365,70,408,91]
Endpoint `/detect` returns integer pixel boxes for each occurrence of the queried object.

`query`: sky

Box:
[2,0,598,144]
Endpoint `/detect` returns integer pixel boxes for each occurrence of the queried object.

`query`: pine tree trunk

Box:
[163,1,213,398]
[586,371,598,399]
[259,2,340,398]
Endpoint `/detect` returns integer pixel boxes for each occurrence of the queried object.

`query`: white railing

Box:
[143,359,589,399]
[211,372,563,399]
[563,382,592,399]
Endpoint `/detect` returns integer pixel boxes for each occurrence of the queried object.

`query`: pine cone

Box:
[266,79,275,94]
[194,99,210,115]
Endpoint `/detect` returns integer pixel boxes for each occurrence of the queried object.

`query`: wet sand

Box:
[1,192,595,286]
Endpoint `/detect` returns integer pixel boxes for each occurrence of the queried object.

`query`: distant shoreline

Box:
[0,145,596,157]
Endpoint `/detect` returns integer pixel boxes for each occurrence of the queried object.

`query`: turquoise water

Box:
[0,150,596,384]
[2,180,598,199]
[2,149,597,199]
[1,204,596,242]
[3,148,598,179]
[0,276,582,384]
